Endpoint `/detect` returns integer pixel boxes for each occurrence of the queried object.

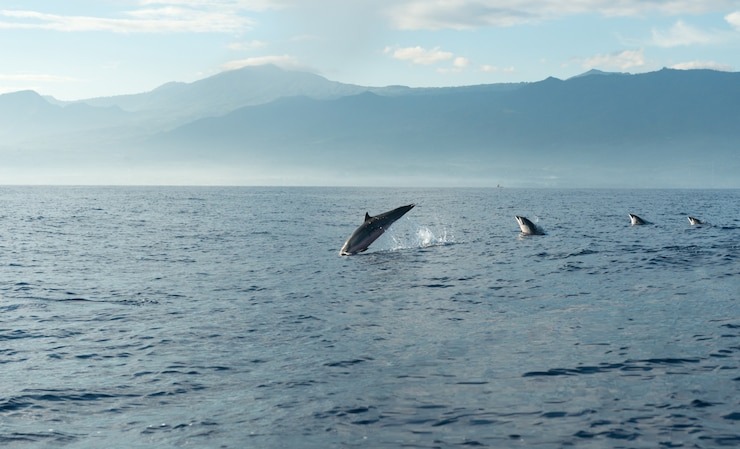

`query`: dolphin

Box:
[688,216,703,225]
[629,213,648,225]
[515,215,544,235]
[340,204,415,255]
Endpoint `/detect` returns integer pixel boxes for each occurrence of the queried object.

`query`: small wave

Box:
[313,405,382,425]
[323,358,371,368]
[566,249,599,258]
[0,431,79,445]
[522,357,704,378]
[0,389,139,415]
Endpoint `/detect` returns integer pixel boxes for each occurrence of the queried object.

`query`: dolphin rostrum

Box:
[515,215,544,235]
[340,204,415,255]
[688,216,703,225]
[629,213,648,225]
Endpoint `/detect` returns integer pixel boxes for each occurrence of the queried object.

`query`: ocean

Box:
[1,186,738,448]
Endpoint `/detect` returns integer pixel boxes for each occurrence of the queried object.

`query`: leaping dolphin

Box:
[340,204,415,255]
[688,216,703,225]
[515,215,544,235]
[629,213,648,225]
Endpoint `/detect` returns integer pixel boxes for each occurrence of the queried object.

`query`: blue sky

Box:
[2,0,740,100]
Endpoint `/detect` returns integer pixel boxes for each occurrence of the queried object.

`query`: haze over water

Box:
[1,186,738,448]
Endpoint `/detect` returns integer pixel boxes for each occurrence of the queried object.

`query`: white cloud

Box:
[387,1,738,30]
[481,65,515,73]
[438,57,470,74]
[385,46,480,74]
[385,46,481,75]
[671,60,733,71]
[726,11,740,29]
[651,20,718,47]
[0,3,256,33]
[138,0,285,13]
[389,1,536,30]
[582,49,645,71]
[221,55,302,70]
[384,46,454,65]
[453,57,470,68]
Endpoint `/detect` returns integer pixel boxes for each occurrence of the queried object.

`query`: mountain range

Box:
[1,64,738,187]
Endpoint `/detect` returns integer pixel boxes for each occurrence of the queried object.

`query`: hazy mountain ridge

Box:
[78,65,370,122]
[153,67,740,150]
[2,66,738,186]
[0,90,129,141]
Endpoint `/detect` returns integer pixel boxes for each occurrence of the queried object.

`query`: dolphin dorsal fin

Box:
[364,212,371,222]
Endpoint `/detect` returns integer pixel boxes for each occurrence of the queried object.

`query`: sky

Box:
[1,0,740,100]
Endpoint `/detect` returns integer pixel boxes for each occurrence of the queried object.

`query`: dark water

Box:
[1,187,738,448]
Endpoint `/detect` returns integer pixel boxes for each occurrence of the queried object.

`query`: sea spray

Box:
[389,225,454,251]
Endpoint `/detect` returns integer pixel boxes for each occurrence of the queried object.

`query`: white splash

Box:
[417,227,436,247]
[389,225,453,251]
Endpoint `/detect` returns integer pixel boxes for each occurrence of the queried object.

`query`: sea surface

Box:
[0,186,738,448]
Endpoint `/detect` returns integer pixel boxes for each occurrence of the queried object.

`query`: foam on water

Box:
[388,224,453,251]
